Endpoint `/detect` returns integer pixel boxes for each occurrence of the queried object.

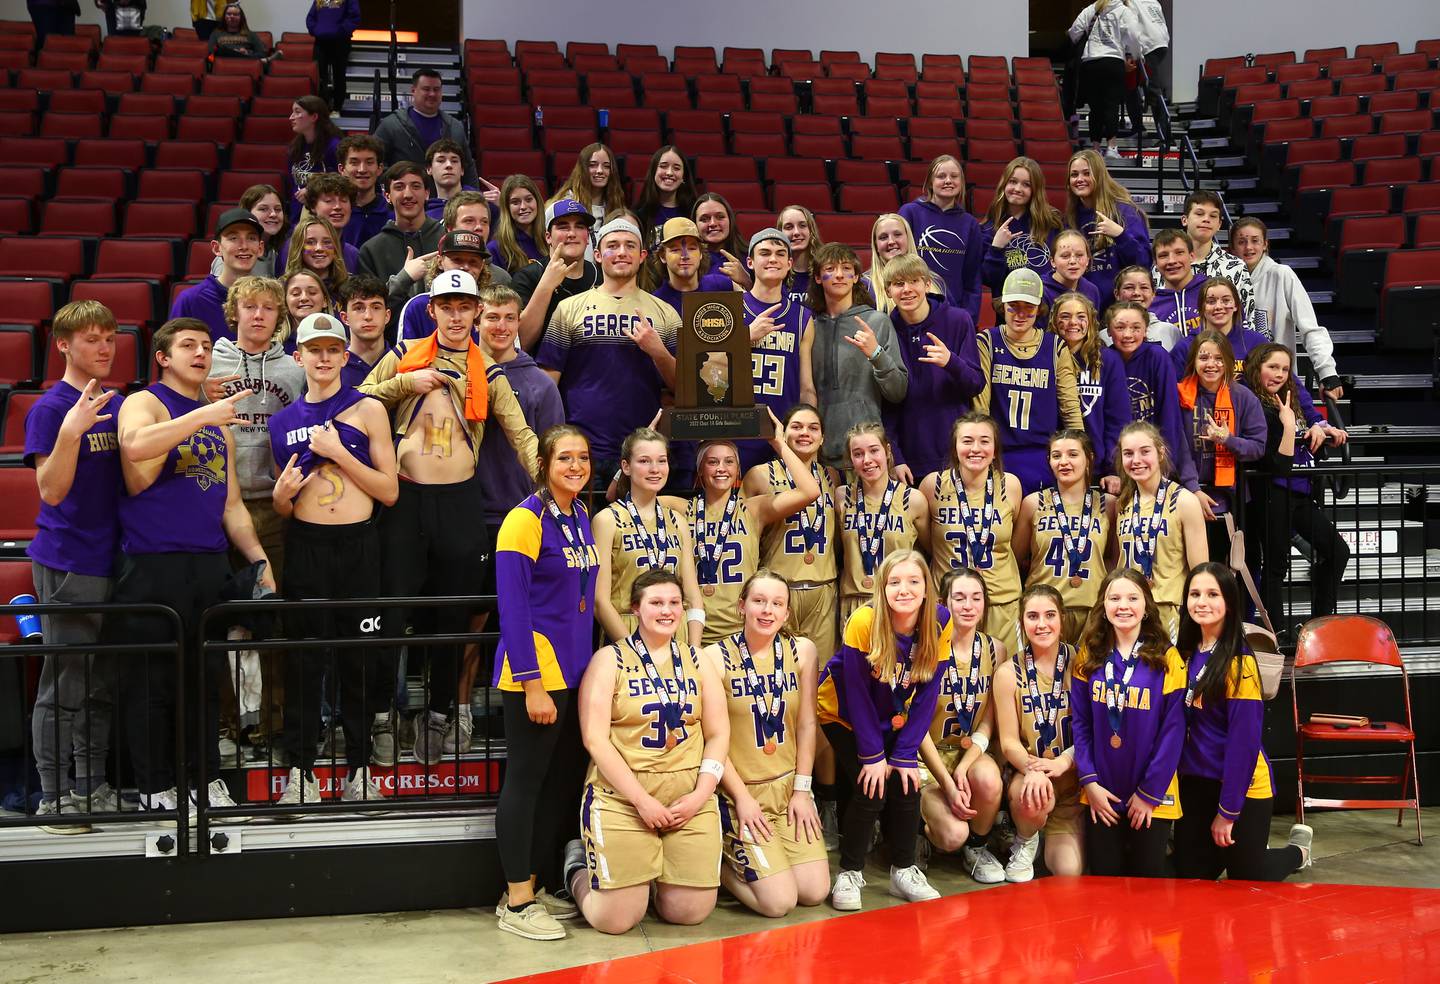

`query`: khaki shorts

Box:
[719,773,828,882]
[580,769,721,890]
[919,742,965,788]
[984,600,1019,652]
[788,581,837,662]
[1005,764,1083,837]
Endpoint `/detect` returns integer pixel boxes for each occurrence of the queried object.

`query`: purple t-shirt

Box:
[340,350,377,390]
[267,387,376,489]
[408,108,445,151]
[170,275,232,342]
[23,381,123,577]
[651,273,734,317]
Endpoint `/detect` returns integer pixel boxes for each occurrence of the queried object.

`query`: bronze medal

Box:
[804,551,815,565]
[890,713,907,730]
[1044,747,1057,759]
[763,740,777,755]
[578,598,586,613]
[665,732,677,750]
[1069,575,1083,588]
[960,735,973,749]
[702,584,716,597]
[1110,734,1123,749]
[862,576,874,589]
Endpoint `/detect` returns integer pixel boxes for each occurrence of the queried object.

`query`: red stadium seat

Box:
[1336,214,1404,308]
[0,91,41,114]
[212,58,261,80]
[0,284,49,329]
[1366,90,1418,115]
[241,117,293,144]
[1351,134,1407,162]
[731,132,787,157]
[1403,184,1440,216]
[200,74,253,99]
[0,167,46,201]
[0,236,84,284]
[153,54,205,76]
[0,466,42,540]
[1319,114,1374,139]
[55,166,127,201]
[95,53,145,75]
[116,92,176,117]
[851,135,904,160]
[0,137,67,168]
[1354,42,1399,60]
[1393,70,1440,93]
[791,133,844,159]
[140,73,195,97]
[73,139,145,170]
[108,115,171,141]
[41,199,114,238]
[37,50,89,72]
[1338,74,1387,96]
[1285,78,1335,101]
[968,139,1019,162]
[1327,57,1377,79]
[216,170,283,202]
[94,239,175,281]
[0,391,44,455]
[1362,157,1422,188]
[968,101,1015,121]
[46,89,104,115]
[136,168,207,206]
[1380,110,1436,135]
[0,112,35,137]
[185,95,245,118]
[15,69,75,92]
[766,157,827,184]
[229,145,288,172]
[838,184,900,213]
[966,119,1015,141]
[176,117,237,145]
[702,181,766,211]
[834,160,890,184]
[694,156,760,183]
[69,280,156,329]
[154,142,219,172]
[1326,186,1392,227]
[1276,62,1322,85]
[912,118,959,140]
[770,182,831,214]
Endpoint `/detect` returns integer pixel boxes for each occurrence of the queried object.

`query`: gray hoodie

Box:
[209,337,306,499]
[1247,253,1339,383]
[809,302,908,468]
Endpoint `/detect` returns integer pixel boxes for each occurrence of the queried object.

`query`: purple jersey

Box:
[884,298,984,478]
[740,290,810,471]
[23,381,123,577]
[1077,346,1133,475]
[984,327,1062,453]
[267,387,376,492]
[340,351,377,390]
[119,384,229,555]
[1180,647,1274,819]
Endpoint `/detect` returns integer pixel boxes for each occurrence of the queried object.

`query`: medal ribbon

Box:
[954,469,996,568]
[1051,487,1095,580]
[889,639,917,725]
[854,479,898,576]
[629,634,687,736]
[1024,644,1070,754]
[1104,640,1143,738]
[946,632,986,737]
[1129,480,1169,579]
[784,461,825,556]
[694,489,738,586]
[1184,647,1211,710]
[542,492,591,604]
[734,632,786,741]
[624,495,669,569]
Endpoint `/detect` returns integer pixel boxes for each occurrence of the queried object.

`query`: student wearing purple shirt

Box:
[693,193,752,289]
[816,550,950,909]
[337,134,391,248]
[1174,563,1313,880]
[1151,230,1208,350]
[1170,276,1272,381]
[1064,149,1151,299]
[1104,301,1195,489]
[898,155,985,320]
[1037,229,1105,329]
[24,301,124,832]
[1072,570,1186,877]
[1242,344,1350,629]
[337,275,391,386]
[110,318,274,818]
[1176,330,1266,546]
[739,228,811,472]
[650,217,735,316]
[490,174,548,275]
[776,205,822,310]
[634,146,699,251]
[536,218,680,476]
[285,173,364,274]
[980,156,1064,292]
[171,209,264,342]
[881,254,984,483]
[372,68,478,187]
[1051,293,1132,488]
[286,97,342,220]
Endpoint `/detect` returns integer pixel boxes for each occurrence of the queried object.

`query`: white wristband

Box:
[793,774,813,793]
[699,758,724,781]
[970,733,990,754]
[687,608,706,625]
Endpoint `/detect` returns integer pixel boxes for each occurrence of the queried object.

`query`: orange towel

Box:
[395,331,489,422]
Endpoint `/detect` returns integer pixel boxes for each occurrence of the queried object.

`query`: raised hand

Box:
[992,215,1018,250]
[843,316,879,359]
[201,388,254,428]
[274,453,313,502]
[627,309,665,358]
[1093,212,1125,238]
[918,331,952,368]
[203,373,243,403]
[747,302,782,344]
[477,176,502,205]
[59,379,118,439]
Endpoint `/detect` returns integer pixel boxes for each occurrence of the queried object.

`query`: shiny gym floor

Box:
[3,808,1435,983]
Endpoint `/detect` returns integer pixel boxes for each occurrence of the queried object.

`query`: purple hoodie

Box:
[1037,274,1105,330]
[1150,272,1208,345]
[898,197,985,321]
[1076,346,1133,476]
[479,352,566,525]
[306,0,361,39]
[1170,322,1271,380]
[979,215,1058,292]
[1070,200,1150,299]
[1175,379,1267,513]
[883,297,984,478]
[1115,339,1196,490]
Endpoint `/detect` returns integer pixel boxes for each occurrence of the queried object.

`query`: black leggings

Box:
[1085,815,1173,877]
[1082,57,1127,143]
[496,689,589,888]
[824,723,922,872]
[1174,776,1302,881]
[1252,485,1351,625]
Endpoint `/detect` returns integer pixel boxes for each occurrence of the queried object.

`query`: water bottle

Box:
[534,105,543,128]
[9,593,41,640]
[598,108,609,129]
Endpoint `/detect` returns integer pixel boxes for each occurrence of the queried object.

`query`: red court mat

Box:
[509,878,1440,982]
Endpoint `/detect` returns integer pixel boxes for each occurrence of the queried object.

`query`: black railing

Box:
[0,602,187,838]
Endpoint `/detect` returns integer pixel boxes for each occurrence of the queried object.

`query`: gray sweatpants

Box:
[31,562,113,798]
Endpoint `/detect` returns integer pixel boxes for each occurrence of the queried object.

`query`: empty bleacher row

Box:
[1201,41,1440,348]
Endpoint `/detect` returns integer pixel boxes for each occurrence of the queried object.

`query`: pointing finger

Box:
[760,303,781,318]
[926,332,944,346]
[720,249,739,263]
[478,176,500,190]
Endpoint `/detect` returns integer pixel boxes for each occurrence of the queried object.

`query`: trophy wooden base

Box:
[659,405,775,441]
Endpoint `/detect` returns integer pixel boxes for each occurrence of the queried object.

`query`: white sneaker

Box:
[442,704,474,755]
[1005,832,1040,883]
[1289,823,1314,869]
[275,767,320,809]
[71,783,120,816]
[830,869,866,911]
[495,888,579,922]
[207,778,250,824]
[35,797,91,835]
[889,864,941,902]
[139,787,196,827]
[962,843,1007,884]
[496,900,565,941]
[342,766,385,804]
[1104,146,1127,162]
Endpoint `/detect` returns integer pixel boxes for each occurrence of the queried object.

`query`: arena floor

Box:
[3,808,1435,983]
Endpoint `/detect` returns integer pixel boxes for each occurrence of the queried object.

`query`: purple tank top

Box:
[267,387,376,484]
[120,383,229,554]
[987,327,1060,451]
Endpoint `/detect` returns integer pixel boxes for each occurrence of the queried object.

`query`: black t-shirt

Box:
[512,260,602,352]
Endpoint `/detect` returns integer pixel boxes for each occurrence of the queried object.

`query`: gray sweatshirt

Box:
[810,302,908,467]
[209,337,306,499]
[1247,253,1339,383]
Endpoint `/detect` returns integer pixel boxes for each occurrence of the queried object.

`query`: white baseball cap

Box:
[429,269,479,298]
[295,312,348,346]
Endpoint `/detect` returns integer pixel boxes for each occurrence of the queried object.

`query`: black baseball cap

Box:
[440,230,487,255]
[214,207,265,239]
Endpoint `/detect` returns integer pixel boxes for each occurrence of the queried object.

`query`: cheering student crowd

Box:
[26,68,1352,940]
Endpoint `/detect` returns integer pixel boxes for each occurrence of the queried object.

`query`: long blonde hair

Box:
[1064,148,1149,254]
[551,142,626,219]
[284,211,349,297]
[864,549,942,685]
[1050,291,1102,375]
[984,156,1063,245]
[494,174,549,272]
[868,215,941,313]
